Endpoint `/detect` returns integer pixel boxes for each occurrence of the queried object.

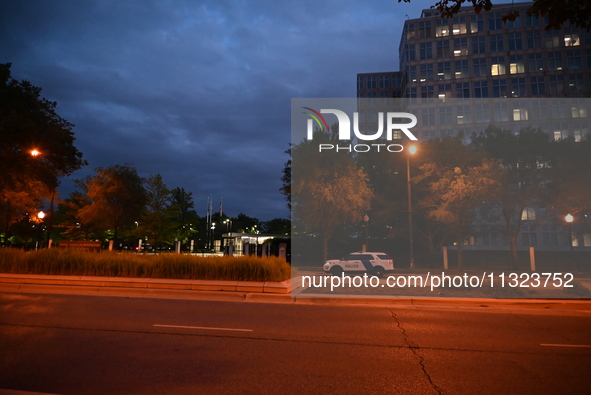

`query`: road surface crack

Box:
[390,309,443,395]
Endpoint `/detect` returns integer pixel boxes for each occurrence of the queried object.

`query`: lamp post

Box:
[407,144,417,272]
[36,211,45,249]
[30,148,55,248]
[565,213,576,272]
[224,218,232,234]
[565,214,574,252]
[224,219,233,253]
[363,214,369,252]
[210,223,216,251]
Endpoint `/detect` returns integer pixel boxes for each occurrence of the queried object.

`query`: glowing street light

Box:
[31,149,40,157]
[407,144,418,272]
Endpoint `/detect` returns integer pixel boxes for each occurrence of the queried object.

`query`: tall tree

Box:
[139,174,174,246]
[418,136,501,270]
[280,147,292,211]
[78,164,146,241]
[0,63,86,195]
[292,127,373,261]
[55,177,98,240]
[471,126,551,268]
[170,187,199,244]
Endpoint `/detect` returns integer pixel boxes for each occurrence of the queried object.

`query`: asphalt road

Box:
[0,292,590,395]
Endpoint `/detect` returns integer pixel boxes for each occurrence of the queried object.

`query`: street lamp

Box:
[363,214,369,252]
[30,148,56,248]
[36,211,45,249]
[565,214,574,252]
[210,223,216,251]
[224,218,232,234]
[407,144,417,272]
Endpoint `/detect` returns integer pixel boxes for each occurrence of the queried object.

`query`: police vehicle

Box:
[323,252,394,278]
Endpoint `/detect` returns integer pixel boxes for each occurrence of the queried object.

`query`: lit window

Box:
[571,104,587,118]
[491,59,506,76]
[564,33,580,46]
[453,38,468,56]
[513,106,528,121]
[510,55,524,74]
[436,19,450,37]
[452,23,466,35]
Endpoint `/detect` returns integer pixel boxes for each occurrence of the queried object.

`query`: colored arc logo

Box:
[302,107,329,132]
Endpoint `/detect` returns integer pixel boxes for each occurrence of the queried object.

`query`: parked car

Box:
[323,252,394,278]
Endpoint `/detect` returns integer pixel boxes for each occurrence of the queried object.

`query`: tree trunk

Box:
[509,236,519,270]
[457,240,464,271]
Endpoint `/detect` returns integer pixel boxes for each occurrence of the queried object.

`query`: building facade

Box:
[356,2,591,252]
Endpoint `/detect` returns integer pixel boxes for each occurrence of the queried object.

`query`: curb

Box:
[0,273,295,294]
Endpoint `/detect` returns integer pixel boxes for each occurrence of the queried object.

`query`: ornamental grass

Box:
[0,248,291,282]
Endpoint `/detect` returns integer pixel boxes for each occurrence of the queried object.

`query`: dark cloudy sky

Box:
[1,0,427,221]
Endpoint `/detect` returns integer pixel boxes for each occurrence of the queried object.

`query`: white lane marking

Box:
[540,344,591,348]
[154,324,253,332]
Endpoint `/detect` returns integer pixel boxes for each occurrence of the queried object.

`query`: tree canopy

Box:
[0,63,86,194]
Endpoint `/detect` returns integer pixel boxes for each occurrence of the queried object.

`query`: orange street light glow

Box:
[31,149,40,157]
[38,211,45,219]
[408,145,417,155]
[565,214,574,223]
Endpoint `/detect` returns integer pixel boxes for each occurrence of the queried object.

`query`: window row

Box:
[402,32,582,63]
[403,12,545,40]
[409,104,589,127]
[357,74,403,90]
[407,74,588,98]
[406,52,588,85]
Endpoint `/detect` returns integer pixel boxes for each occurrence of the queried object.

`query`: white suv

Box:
[323,252,394,278]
